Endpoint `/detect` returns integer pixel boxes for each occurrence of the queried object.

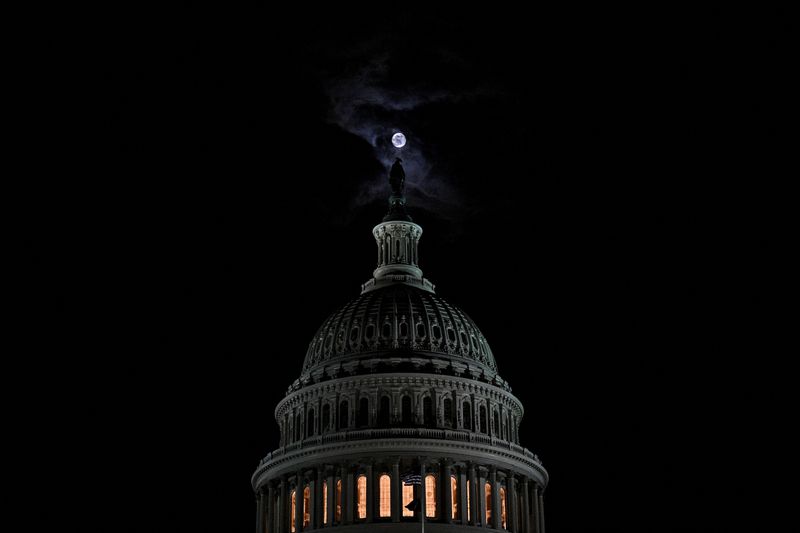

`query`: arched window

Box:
[443,398,453,427]
[296,413,303,441]
[425,474,437,518]
[379,474,391,518]
[423,396,433,427]
[451,475,459,520]
[463,401,472,431]
[339,400,349,429]
[291,490,297,532]
[500,486,507,529]
[492,411,499,437]
[382,322,391,338]
[403,483,414,517]
[401,395,412,425]
[307,409,315,437]
[395,239,400,259]
[365,323,375,339]
[485,482,492,524]
[479,405,488,434]
[399,321,408,338]
[358,398,369,427]
[335,479,342,522]
[322,404,330,432]
[303,486,311,527]
[378,396,391,427]
[323,481,328,525]
[357,475,367,519]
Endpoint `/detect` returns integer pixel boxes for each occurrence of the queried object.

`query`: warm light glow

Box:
[323,482,328,525]
[500,486,507,529]
[466,479,471,521]
[403,484,414,517]
[303,486,311,527]
[485,482,492,523]
[451,475,459,520]
[425,474,437,518]
[357,475,367,519]
[335,480,342,522]
[291,491,296,532]
[379,474,391,518]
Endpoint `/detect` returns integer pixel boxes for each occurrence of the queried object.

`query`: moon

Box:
[391,132,406,148]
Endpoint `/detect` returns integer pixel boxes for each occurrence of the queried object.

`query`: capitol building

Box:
[252,160,548,532]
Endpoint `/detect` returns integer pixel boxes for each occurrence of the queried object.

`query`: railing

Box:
[259,427,542,467]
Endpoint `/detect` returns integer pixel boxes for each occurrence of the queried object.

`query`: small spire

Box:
[383,158,413,222]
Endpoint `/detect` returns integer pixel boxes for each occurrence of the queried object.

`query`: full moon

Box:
[391,132,406,148]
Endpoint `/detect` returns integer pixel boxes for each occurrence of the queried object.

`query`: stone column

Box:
[520,478,530,533]
[345,465,354,524]
[458,467,468,525]
[315,468,324,528]
[308,477,316,530]
[326,471,335,527]
[531,484,539,533]
[256,489,264,533]
[468,463,478,526]
[419,460,427,521]
[279,477,288,533]
[477,468,486,527]
[295,473,303,533]
[442,460,453,523]
[508,474,517,533]
[366,463,374,522]
[392,460,401,522]
[491,467,501,529]
[267,484,275,533]
[537,488,545,533]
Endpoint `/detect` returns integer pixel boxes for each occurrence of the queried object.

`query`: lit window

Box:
[500,486,507,529]
[357,475,367,519]
[303,486,310,527]
[323,482,328,525]
[379,474,391,517]
[466,479,471,520]
[403,484,414,517]
[335,480,342,522]
[291,491,296,532]
[425,474,437,518]
[451,475,459,520]
[485,482,492,524]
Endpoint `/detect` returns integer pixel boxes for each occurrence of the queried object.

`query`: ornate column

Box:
[419,460,427,521]
[508,473,517,533]
[315,468,324,528]
[442,460,453,523]
[392,460,401,522]
[279,476,288,533]
[468,463,478,526]
[520,477,533,533]
[458,466,468,525]
[308,476,317,530]
[477,467,486,527]
[537,487,545,533]
[256,489,263,533]
[295,472,303,533]
[366,463,374,522]
[326,470,335,527]
[491,467,501,529]
[267,484,275,533]
[344,464,354,524]
[530,484,539,533]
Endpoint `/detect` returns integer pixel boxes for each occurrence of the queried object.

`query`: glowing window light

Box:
[379,474,391,517]
[357,475,367,519]
[425,474,437,518]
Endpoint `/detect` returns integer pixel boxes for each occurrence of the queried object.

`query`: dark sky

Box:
[37,6,790,533]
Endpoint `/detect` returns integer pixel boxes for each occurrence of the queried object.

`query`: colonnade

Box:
[256,459,544,533]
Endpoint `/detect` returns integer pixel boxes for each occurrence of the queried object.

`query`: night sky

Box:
[38,6,790,533]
